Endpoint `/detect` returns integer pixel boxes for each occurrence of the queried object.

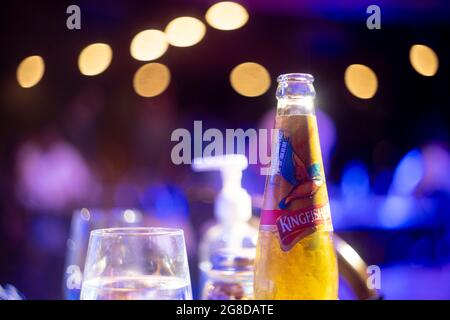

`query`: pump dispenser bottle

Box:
[192,154,258,298]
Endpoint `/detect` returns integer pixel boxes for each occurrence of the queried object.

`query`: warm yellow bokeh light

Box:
[409,44,438,77]
[17,55,45,88]
[344,64,378,99]
[206,1,249,30]
[230,62,271,97]
[133,63,171,97]
[130,29,168,61]
[78,43,113,76]
[165,17,206,47]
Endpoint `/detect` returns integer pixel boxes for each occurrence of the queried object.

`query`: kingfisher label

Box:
[261,114,333,251]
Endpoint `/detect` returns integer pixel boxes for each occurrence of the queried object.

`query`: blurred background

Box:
[1,0,450,299]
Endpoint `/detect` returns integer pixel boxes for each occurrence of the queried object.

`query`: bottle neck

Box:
[276,73,316,116]
[276,97,315,116]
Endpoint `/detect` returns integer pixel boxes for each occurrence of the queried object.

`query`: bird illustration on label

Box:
[276,134,324,209]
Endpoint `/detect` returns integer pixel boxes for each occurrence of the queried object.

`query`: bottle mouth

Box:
[277,73,314,83]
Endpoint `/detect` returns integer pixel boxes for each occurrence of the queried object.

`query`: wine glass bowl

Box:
[80,227,192,300]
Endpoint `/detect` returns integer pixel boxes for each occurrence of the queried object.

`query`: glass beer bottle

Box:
[254,73,338,299]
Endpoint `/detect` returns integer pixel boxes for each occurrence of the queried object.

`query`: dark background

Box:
[1,0,450,299]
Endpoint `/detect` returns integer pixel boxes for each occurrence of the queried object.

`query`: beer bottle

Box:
[254,73,338,299]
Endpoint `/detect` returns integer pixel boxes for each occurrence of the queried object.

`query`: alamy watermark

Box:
[66,5,81,30]
[171,121,276,175]
[367,265,382,290]
[65,5,380,31]
[366,5,381,30]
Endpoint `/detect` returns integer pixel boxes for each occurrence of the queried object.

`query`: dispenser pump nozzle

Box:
[192,154,252,224]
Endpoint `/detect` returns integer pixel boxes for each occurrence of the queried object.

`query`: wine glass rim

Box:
[90,227,184,237]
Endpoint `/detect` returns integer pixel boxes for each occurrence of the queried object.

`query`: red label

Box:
[261,115,333,252]
[261,203,332,251]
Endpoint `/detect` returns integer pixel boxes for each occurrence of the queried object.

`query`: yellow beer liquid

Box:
[254,229,338,299]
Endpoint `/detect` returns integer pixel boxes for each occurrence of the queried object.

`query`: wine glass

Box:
[80,227,192,300]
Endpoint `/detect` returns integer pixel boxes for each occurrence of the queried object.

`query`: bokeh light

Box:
[123,209,137,223]
[421,143,450,193]
[16,55,45,88]
[341,160,370,200]
[130,29,168,61]
[344,64,378,99]
[230,62,271,97]
[389,149,424,196]
[205,1,249,31]
[133,63,171,97]
[80,208,91,221]
[409,44,439,77]
[78,43,113,76]
[16,140,94,211]
[165,17,206,47]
